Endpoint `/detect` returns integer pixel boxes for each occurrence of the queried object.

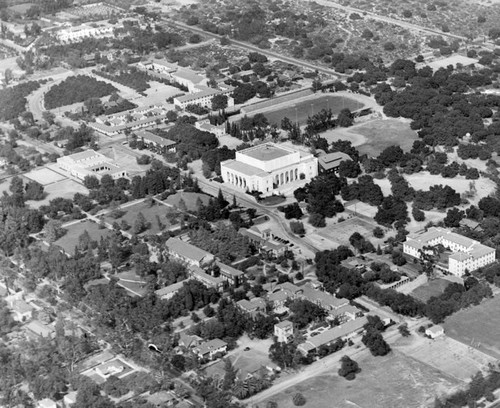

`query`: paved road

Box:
[311,0,467,41]
[195,177,318,259]
[160,20,342,79]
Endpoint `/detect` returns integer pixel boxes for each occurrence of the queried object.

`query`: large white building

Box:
[403,227,495,277]
[220,143,318,196]
[57,150,128,181]
[56,23,114,42]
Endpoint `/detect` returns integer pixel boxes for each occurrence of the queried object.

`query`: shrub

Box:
[292,393,306,406]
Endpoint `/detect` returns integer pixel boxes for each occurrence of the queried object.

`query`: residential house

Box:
[135,130,176,154]
[178,333,203,349]
[330,305,360,324]
[10,299,34,321]
[426,325,444,339]
[194,339,228,360]
[317,151,352,174]
[195,120,228,137]
[297,316,368,356]
[274,320,294,343]
[25,320,55,338]
[237,297,267,319]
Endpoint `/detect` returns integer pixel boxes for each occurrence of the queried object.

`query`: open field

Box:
[104,201,172,235]
[262,95,364,127]
[395,333,497,382]
[24,168,67,186]
[27,179,89,209]
[410,278,451,303]
[55,220,113,255]
[265,351,460,408]
[444,296,500,360]
[354,119,419,156]
[165,192,211,212]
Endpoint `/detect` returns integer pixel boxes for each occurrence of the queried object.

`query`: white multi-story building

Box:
[220,143,318,196]
[57,149,128,181]
[403,227,495,277]
[56,24,114,42]
[174,85,235,110]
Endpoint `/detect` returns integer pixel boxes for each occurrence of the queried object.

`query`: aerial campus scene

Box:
[3,0,500,408]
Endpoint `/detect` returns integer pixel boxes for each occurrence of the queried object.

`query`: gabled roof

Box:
[318,151,352,170]
[154,280,187,297]
[196,338,227,356]
[165,238,212,264]
[275,320,293,329]
[217,261,244,278]
[304,316,368,349]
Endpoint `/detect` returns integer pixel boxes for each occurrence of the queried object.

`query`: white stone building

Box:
[56,23,114,42]
[403,227,495,277]
[220,143,318,196]
[57,150,128,181]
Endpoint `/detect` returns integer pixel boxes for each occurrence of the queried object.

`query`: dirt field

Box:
[55,220,112,255]
[444,296,500,360]
[410,278,451,303]
[395,333,497,382]
[266,351,460,408]
[27,179,89,209]
[24,168,67,185]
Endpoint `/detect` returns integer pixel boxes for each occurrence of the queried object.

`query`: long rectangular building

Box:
[403,227,495,277]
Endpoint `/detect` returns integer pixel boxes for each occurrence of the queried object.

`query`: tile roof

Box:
[303,316,368,349]
[196,338,227,356]
[318,152,352,171]
[166,238,212,264]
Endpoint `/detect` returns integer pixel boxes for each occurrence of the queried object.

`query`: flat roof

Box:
[222,159,268,177]
[241,143,293,161]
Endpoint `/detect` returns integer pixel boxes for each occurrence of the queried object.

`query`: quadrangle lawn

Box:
[55,220,112,255]
[317,216,379,247]
[104,201,173,235]
[265,351,460,408]
[443,296,500,359]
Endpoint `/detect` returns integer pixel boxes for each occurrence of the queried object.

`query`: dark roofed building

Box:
[318,152,352,174]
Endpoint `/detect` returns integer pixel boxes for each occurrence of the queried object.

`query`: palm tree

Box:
[232,380,249,399]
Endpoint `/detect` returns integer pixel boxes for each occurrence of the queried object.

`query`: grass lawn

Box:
[28,179,89,209]
[266,351,460,408]
[355,119,419,156]
[410,278,451,303]
[55,220,112,255]
[317,216,380,247]
[262,95,364,126]
[443,296,500,359]
[164,192,211,212]
[104,201,174,235]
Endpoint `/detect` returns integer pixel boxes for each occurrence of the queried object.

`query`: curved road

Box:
[195,177,318,259]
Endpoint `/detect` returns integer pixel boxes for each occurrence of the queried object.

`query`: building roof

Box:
[26,320,54,338]
[426,325,444,334]
[275,320,293,329]
[302,285,349,310]
[196,338,227,356]
[318,151,352,171]
[173,69,205,84]
[304,316,368,349]
[68,149,101,162]
[240,143,293,162]
[175,88,221,103]
[166,238,213,264]
[268,290,289,303]
[237,297,266,312]
[191,266,224,287]
[38,398,57,408]
[136,130,176,147]
[154,280,187,297]
[217,261,244,278]
[12,299,34,314]
[221,159,268,177]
